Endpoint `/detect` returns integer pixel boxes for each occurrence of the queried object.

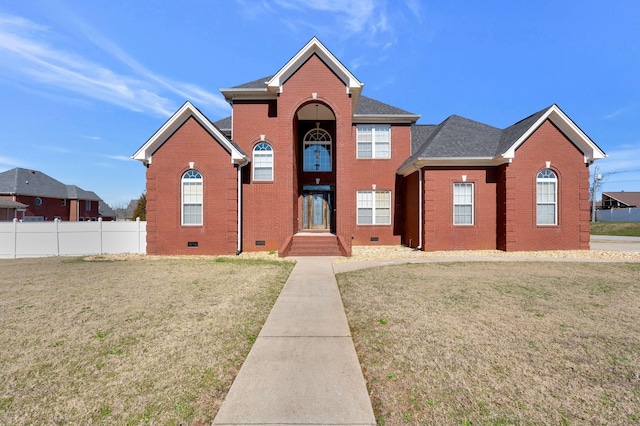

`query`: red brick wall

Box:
[145,117,239,255]
[502,119,590,251]
[401,171,420,248]
[348,124,413,246]
[15,195,70,220]
[422,167,498,251]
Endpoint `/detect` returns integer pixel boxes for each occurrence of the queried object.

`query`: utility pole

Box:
[591,165,600,222]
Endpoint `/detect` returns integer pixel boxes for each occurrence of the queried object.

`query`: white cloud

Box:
[238,0,398,46]
[104,154,136,162]
[0,12,228,117]
[0,155,29,169]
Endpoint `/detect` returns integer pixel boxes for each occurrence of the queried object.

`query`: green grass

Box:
[590,221,640,236]
[0,256,294,425]
[338,262,640,425]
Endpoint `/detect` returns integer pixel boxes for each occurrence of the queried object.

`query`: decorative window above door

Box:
[303,128,332,172]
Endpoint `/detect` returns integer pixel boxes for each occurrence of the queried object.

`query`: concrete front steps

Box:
[282,233,346,257]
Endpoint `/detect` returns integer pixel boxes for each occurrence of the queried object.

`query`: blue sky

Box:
[0,0,638,206]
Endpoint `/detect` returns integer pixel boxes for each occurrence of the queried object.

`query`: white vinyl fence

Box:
[595,208,640,223]
[0,218,146,259]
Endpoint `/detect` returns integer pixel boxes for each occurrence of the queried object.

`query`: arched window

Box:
[253,142,273,181]
[182,169,202,225]
[536,169,557,225]
[303,128,332,172]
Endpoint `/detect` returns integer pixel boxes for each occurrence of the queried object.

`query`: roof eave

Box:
[502,104,607,163]
[353,114,421,124]
[219,87,274,103]
[132,101,248,166]
[397,156,510,176]
[266,37,364,108]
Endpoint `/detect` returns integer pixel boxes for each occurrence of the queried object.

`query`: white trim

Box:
[181,170,203,226]
[356,190,392,225]
[453,182,474,226]
[501,104,606,162]
[132,101,248,166]
[252,142,274,181]
[536,169,558,226]
[267,37,363,108]
[353,114,420,124]
[356,124,391,159]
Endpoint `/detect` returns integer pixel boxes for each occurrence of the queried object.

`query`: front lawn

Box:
[338,262,640,425]
[0,256,294,425]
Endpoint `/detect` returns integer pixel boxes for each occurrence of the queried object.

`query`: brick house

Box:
[133,37,605,256]
[0,168,102,221]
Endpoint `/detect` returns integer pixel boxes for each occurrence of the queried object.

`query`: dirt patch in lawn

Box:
[337,262,640,425]
[0,256,294,425]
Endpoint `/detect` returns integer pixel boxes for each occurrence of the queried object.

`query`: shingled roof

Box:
[0,168,102,200]
[398,104,606,176]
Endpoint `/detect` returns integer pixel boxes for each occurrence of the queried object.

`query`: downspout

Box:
[236,162,245,255]
[417,167,423,250]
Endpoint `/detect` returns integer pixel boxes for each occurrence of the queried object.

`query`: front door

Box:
[303,192,331,230]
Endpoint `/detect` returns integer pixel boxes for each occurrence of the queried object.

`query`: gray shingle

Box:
[411,124,437,155]
[232,76,273,89]
[496,106,551,155]
[0,168,69,198]
[413,115,502,158]
[355,95,416,115]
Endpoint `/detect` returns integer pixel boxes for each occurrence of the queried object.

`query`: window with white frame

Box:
[303,128,332,171]
[453,183,474,225]
[182,169,203,225]
[357,125,390,159]
[536,169,557,225]
[357,191,391,225]
[253,142,274,181]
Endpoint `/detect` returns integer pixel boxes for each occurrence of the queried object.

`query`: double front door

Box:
[303,191,332,230]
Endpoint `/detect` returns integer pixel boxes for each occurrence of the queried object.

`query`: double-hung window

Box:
[536,169,557,225]
[182,169,203,225]
[357,191,391,225]
[357,125,390,158]
[453,183,474,225]
[253,142,274,181]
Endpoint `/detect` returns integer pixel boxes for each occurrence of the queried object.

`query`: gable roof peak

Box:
[266,37,363,106]
[132,101,247,166]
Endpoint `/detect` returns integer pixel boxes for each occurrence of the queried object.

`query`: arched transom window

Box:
[182,169,203,225]
[536,169,557,225]
[253,142,273,181]
[303,128,332,172]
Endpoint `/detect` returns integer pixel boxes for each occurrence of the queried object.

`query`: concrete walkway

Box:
[212,256,376,425]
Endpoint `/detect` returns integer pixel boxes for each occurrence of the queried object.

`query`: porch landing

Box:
[280,233,347,257]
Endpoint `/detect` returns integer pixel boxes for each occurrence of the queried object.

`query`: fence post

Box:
[13,218,18,259]
[99,217,103,255]
[136,217,141,253]
[55,218,60,256]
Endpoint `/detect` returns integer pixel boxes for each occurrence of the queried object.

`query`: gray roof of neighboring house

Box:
[0,168,101,200]
[0,197,27,208]
[602,192,640,207]
[99,200,116,217]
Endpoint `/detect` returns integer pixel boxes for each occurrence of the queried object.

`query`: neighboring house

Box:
[133,37,606,256]
[601,192,640,209]
[0,197,27,221]
[0,168,103,221]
